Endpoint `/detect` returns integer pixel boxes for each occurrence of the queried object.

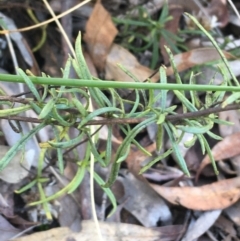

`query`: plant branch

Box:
[1,102,240,126]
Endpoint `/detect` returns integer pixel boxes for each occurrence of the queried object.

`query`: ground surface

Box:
[0,0,240,241]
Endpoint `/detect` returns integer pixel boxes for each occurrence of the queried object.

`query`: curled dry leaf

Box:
[225,200,240,226]
[118,171,172,227]
[196,132,240,181]
[105,44,159,82]
[150,177,240,210]
[84,1,118,70]
[45,185,81,232]
[182,210,221,241]
[105,46,232,84]
[214,215,237,237]
[207,0,229,27]
[0,214,21,241]
[143,165,183,183]
[164,48,234,78]
[13,220,184,241]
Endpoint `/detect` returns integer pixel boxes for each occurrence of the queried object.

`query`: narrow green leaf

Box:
[128,89,140,116]
[159,66,167,110]
[211,118,233,126]
[93,171,117,217]
[17,68,41,102]
[53,127,64,174]
[177,121,213,134]
[119,125,151,156]
[105,125,113,166]
[197,134,205,154]
[159,2,169,22]
[78,107,123,129]
[151,35,159,69]
[38,182,52,220]
[164,122,190,176]
[75,32,91,79]
[41,84,49,101]
[201,135,219,175]
[174,90,198,112]
[156,113,166,125]
[222,92,240,108]
[67,164,86,193]
[104,117,156,187]
[49,131,85,149]
[156,124,164,152]
[184,135,197,148]
[139,148,173,174]
[116,117,156,163]
[0,105,31,117]
[206,131,223,140]
[117,64,147,105]
[72,98,87,116]
[113,17,151,27]
[29,101,42,114]
[164,46,183,86]
[57,58,71,98]
[52,107,75,127]
[37,148,47,177]
[29,163,86,205]
[39,98,56,119]
[88,136,106,167]
[185,13,239,86]
[15,179,38,193]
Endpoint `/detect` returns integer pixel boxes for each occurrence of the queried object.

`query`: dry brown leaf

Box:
[169,0,200,12]
[105,44,159,82]
[143,165,183,183]
[14,220,183,241]
[208,0,229,27]
[118,171,172,227]
[214,215,237,238]
[225,200,240,226]
[106,46,233,83]
[150,177,240,210]
[0,214,22,241]
[84,1,118,70]
[182,210,221,241]
[165,48,234,77]
[196,132,240,181]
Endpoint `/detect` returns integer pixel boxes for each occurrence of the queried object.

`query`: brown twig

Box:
[0,95,240,126]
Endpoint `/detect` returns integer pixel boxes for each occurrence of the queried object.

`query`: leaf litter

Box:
[0,0,240,240]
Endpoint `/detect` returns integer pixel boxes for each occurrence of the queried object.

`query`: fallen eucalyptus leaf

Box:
[151,177,240,210]
[0,145,31,183]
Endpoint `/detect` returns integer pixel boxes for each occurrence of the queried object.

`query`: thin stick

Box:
[228,0,240,22]
[1,102,240,125]
[42,0,76,59]
[0,0,92,34]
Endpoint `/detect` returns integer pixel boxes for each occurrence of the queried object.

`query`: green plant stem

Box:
[0,73,240,92]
